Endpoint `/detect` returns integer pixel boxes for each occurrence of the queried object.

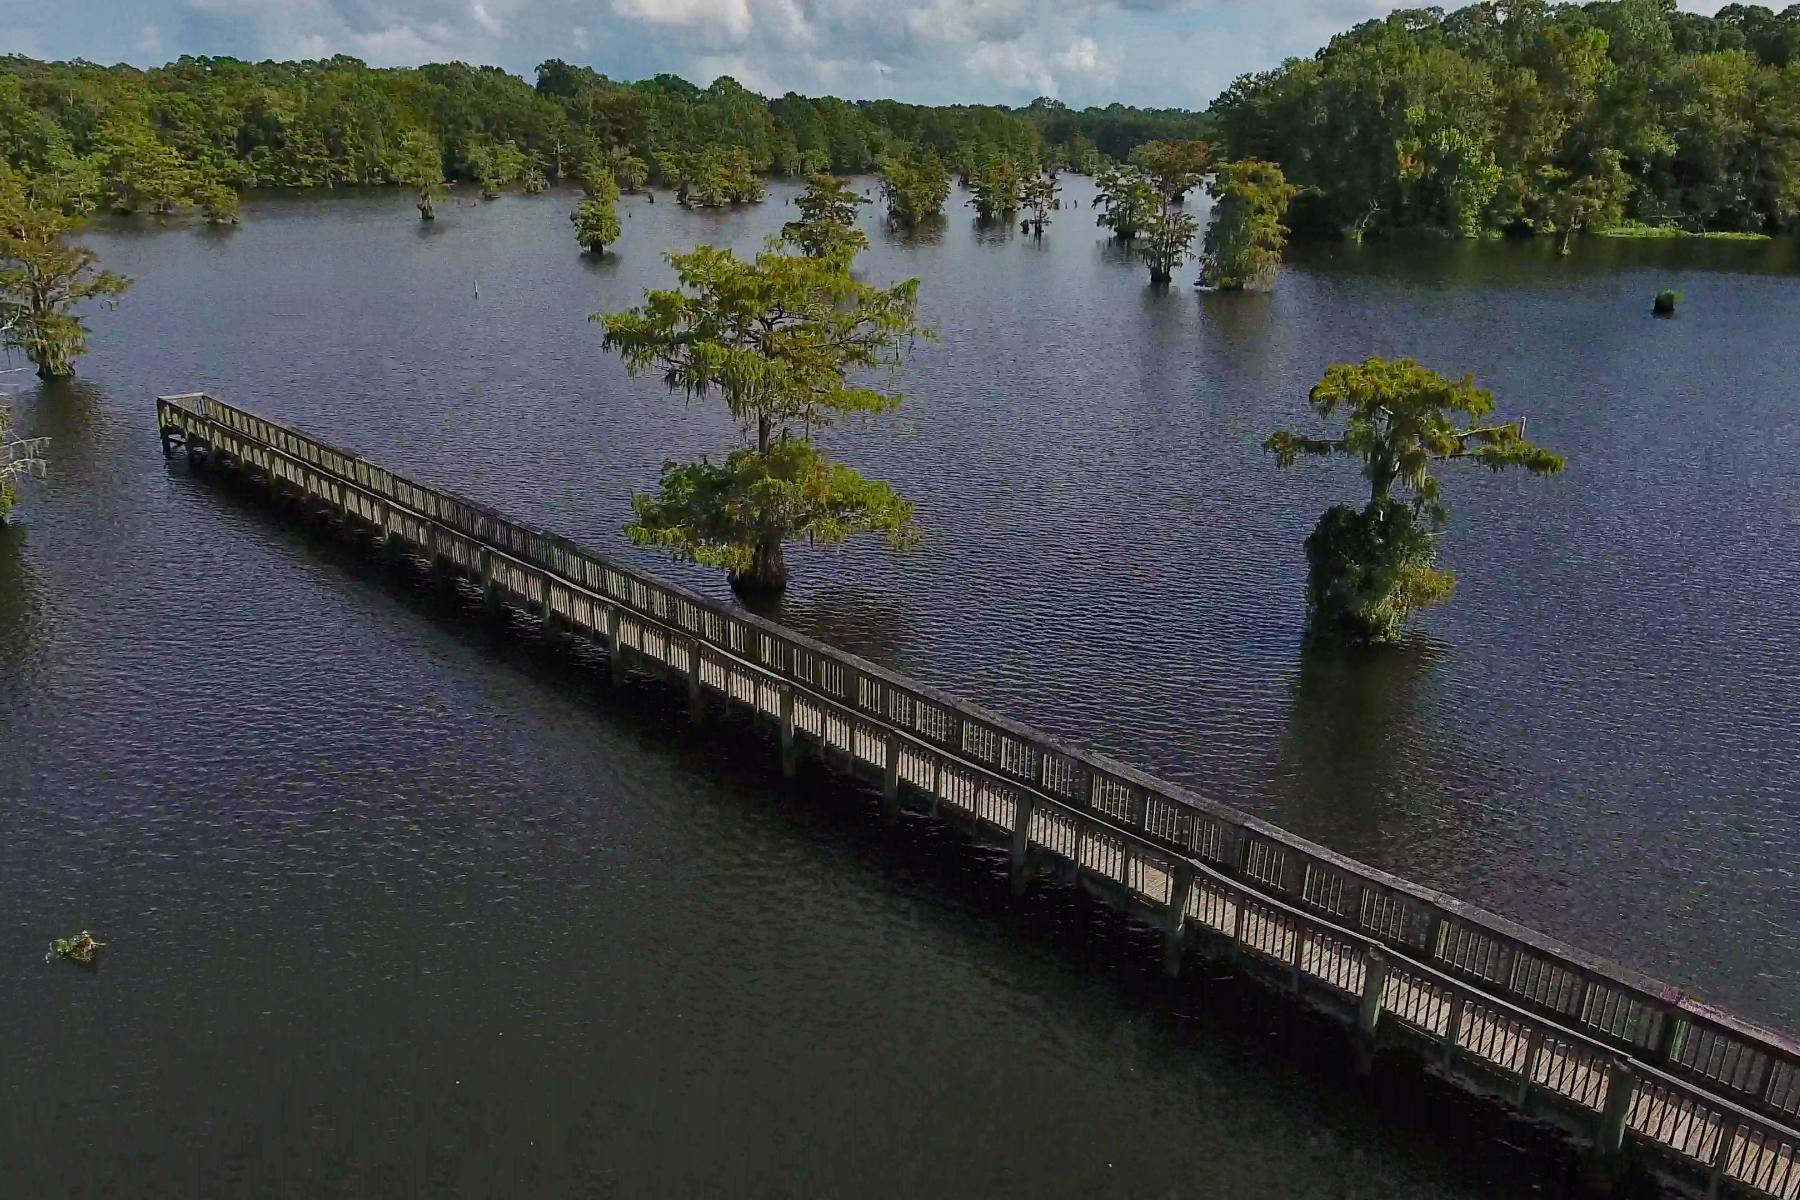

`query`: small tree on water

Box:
[1202,160,1297,290]
[780,173,868,264]
[1266,358,1565,645]
[0,172,132,378]
[594,245,927,595]
[396,130,445,220]
[570,171,621,253]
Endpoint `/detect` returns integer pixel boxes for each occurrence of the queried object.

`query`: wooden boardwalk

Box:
[158,393,1800,1199]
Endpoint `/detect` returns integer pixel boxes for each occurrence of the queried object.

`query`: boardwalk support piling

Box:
[1353,949,1389,1075]
[1588,1058,1638,1189]
[779,685,797,780]
[687,644,705,725]
[480,551,502,615]
[606,606,626,685]
[1163,866,1194,977]
[880,732,902,824]
[1706,1116,1739,1199]
[1009,795,1035,897]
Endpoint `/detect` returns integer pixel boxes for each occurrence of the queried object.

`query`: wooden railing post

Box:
[1516,1028,1546,1108]
[1441,996,1465,1067]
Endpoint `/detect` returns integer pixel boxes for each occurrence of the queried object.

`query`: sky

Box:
[0,1,1741,111]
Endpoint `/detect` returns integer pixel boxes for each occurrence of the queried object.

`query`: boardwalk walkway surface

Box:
[158,393,1800,1198]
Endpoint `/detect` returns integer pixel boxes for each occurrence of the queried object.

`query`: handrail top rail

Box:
[157,392,1800,1068]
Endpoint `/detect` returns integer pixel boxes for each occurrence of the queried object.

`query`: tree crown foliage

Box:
[1129,138,1212,201]
[596,245,924,442]
[780,173,869,262]
[1094,166,1162,239]
[0,54,1204,211]
[878,145,951,225]
[0,168,131,377]
[570,172,621,252]
[625,438,917,576]
[1202,159,1298,289]
[1266,356,1566,526]
[1209,0,1800,237]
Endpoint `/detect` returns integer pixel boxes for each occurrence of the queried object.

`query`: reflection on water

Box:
[879,213,947,249]
[752,584,913,665]
[1271,638,1455,861]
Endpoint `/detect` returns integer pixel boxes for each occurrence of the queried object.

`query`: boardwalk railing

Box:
[159,392,1800,1198]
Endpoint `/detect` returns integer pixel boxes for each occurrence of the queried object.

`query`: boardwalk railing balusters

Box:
[157,393,1800,1199]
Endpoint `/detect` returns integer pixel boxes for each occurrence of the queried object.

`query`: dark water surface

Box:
[3,177,1797,1196]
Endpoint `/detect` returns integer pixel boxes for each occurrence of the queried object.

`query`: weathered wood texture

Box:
[158,393,1800,1199]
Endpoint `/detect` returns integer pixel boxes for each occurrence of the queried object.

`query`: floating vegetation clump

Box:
[45,930,105,966]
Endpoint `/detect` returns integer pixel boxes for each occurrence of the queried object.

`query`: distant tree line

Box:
[1209,0,1800,239]
[0,53,1206,205]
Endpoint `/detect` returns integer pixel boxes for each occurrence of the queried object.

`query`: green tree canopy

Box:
[1267,356,1566,523]
[1129,138,1211,202]
[1202,160,1298,290]
[394,129,444,219]
[878,145,951,225]
[0,170,132,377]
[570,172,621,253]
[594,245,926,593]
[1094,166,1161,239]
[97,115,194,215]
[1209,2,1800,238]
[968,152,1025,218]
[1142,203,1199,282]
[0,55,1207,217]
[1020,172,1060,233]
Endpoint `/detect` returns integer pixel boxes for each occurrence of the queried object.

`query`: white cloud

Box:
[16,1,1758,109]
[1054,35,1119,86]
[610,0,754,38]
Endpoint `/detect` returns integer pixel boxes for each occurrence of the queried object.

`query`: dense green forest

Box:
[0,52,1204,200]
[1209,0,1800,238]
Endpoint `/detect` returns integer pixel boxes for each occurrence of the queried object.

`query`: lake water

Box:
[2,175,1796,1196]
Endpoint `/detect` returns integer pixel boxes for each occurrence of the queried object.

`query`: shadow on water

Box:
[1288,230,1800,285]
[1096,236,1137,268]
[969,218,1017,247]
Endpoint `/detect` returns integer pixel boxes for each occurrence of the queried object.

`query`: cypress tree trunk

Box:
[730,538,788,596]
